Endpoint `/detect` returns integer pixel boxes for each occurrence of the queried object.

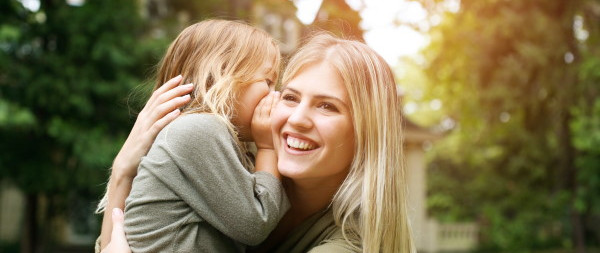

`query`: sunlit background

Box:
[1,0,598,252]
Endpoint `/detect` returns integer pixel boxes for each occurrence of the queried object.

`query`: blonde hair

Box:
[155,19,280,166]
[96,19,280,213]
[282,33,415,253]
[157,19,279,141]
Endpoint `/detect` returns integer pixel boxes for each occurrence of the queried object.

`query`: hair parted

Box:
[282,32,415,253]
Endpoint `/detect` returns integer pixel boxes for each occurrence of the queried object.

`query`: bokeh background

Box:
[0,0,598,252]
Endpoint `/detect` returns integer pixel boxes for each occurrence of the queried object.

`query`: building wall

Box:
[0,181,25,243]
[405,143,429,251]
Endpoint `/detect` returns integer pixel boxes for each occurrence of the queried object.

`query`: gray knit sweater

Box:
[124,113,289,252]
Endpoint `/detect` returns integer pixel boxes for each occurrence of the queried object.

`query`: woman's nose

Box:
[287,104,313,129]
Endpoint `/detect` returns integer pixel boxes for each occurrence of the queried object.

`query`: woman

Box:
[99,33,415,252]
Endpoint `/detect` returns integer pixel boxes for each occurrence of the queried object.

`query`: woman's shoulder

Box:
[272,208,361,253]
[308,228,361,253]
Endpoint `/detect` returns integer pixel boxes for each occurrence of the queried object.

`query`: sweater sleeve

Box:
[144,114,289,246]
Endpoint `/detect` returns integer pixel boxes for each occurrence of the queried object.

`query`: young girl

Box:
[97,19,289,252]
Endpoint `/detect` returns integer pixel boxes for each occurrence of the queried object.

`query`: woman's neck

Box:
[275,175,346,238]
[249,176,345,253]
[282,177,339,220]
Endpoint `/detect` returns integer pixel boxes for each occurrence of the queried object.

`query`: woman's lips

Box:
[283,133,319,152]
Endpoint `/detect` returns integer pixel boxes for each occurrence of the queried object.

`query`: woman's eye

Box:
[266,79,273,87]
[282,94,298,103]
[318,102,339,112]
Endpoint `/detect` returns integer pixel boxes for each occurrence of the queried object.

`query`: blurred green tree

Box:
[0,0,161,251]
[412,0,600,251]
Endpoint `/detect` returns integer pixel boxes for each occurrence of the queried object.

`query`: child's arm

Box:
[146,113,289,246]
[98,75,192,250]
[252,91,281,179]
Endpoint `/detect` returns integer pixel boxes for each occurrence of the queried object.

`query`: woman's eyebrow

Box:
[284,87,349,107]
[314,94,349,107]
[282,87,300,94]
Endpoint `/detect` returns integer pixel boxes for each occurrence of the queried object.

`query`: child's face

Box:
[233,60,276,141]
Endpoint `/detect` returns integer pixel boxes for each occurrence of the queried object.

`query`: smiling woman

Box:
[255,32,415,252]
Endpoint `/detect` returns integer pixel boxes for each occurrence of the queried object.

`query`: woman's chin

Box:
[277,161,309,179]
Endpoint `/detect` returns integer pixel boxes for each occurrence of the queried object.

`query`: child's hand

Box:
[251,91,280,150]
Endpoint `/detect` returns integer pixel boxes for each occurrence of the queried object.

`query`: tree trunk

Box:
[560,110,586,253]
[20,193,37,253]
[557,0,586,251]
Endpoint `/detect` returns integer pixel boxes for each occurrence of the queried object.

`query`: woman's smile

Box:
[284,133,319,152]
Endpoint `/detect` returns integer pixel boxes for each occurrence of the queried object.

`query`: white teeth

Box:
[286,136,315,150]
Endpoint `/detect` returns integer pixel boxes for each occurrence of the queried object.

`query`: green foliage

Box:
[0,0,168,250]
[413,0,600,251]
[0,0,150,194]
[571,99,600,211]
[570,40,600,243]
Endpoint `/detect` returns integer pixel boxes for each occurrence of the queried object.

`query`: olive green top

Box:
[266,208,361,253]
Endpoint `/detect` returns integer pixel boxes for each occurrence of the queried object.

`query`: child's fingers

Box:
[261,91,276,117]
[254,92,271,119]
[260,91,278,116]
[269,91,280,114]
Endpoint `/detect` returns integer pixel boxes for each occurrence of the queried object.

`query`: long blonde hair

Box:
[96,19,280,213]
[282,33,415,253]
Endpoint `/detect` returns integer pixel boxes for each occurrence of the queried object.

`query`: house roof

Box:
[403,117,441,144]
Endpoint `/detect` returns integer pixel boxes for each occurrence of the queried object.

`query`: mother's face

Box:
[271,62,355,185]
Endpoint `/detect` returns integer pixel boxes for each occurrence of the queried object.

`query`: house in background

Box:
[404,121,479,252]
